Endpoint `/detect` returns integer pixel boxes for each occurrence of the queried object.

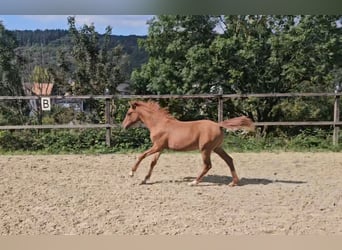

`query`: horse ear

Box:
[130,101,139,109]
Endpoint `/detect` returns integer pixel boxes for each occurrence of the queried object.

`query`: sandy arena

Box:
[0,152,341,235]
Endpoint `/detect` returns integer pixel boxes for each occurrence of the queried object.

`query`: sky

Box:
[0,15,153,35]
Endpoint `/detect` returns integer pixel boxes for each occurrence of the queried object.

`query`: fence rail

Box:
[0,92,341,146]
[1,92,342,100]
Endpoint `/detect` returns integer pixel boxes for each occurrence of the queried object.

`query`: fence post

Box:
[105,97,112,147]
[333,93,340,146]
[217,95,223,123]
[217,88,223,123]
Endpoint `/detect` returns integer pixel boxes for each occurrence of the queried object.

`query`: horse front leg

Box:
[129,144,161,178]
[140,151,162,184]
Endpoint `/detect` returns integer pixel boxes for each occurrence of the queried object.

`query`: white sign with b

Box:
[41,97,51,111]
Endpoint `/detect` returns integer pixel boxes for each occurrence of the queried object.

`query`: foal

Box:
[122,100,254,186]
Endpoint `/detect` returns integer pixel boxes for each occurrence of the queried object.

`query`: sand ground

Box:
[0,152,341,235]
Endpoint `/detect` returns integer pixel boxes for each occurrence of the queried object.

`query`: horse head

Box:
[122,101,141,129]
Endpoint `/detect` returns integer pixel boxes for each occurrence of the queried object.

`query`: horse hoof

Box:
[129,171,134,177]
[140,180,147,185]
[228,182,238,187]
[188,180,199,186]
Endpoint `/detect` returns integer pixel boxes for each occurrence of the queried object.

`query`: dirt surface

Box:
[0,152,342,235]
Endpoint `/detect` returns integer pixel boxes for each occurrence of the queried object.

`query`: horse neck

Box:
[137,108,168,130]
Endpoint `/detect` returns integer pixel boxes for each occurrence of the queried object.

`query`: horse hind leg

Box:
[140,152,161,185]
[214,147,239,186]
[189,150,212,186]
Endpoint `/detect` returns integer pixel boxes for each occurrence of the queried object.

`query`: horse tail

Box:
[218,116,255,132]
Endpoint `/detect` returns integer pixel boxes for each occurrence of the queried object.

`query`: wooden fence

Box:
[0,92,341,146]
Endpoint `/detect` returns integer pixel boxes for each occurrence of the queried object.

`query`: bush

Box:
[0,127,152,153]
[111,127,151,152]
[287,129,334,150]
[0,130,42,151]
[223,128,342,152]
[0,127,341,154]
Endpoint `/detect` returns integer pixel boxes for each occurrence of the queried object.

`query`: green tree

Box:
[67,16,127,95]
[0,22,27,125]
[264,15,342,125]
[51,47,73,95]
[132,15,342,128]
[31,65,53,83]
[132,15,218,95]
[211,15,297,122]
[131,15,219,120]
[0,22,23,96]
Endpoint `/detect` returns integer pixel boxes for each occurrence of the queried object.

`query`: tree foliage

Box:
[132,15,218,95]
[132,15,342,127]
[0,22,27,125]
[0,22,23,96]
[31,65,53,83]
[67,16,127,95]
[11,28,147,94]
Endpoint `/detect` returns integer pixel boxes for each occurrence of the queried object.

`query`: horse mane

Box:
[131,100,176,120]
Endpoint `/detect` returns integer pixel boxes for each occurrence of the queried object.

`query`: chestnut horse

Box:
[122,100,254,186]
